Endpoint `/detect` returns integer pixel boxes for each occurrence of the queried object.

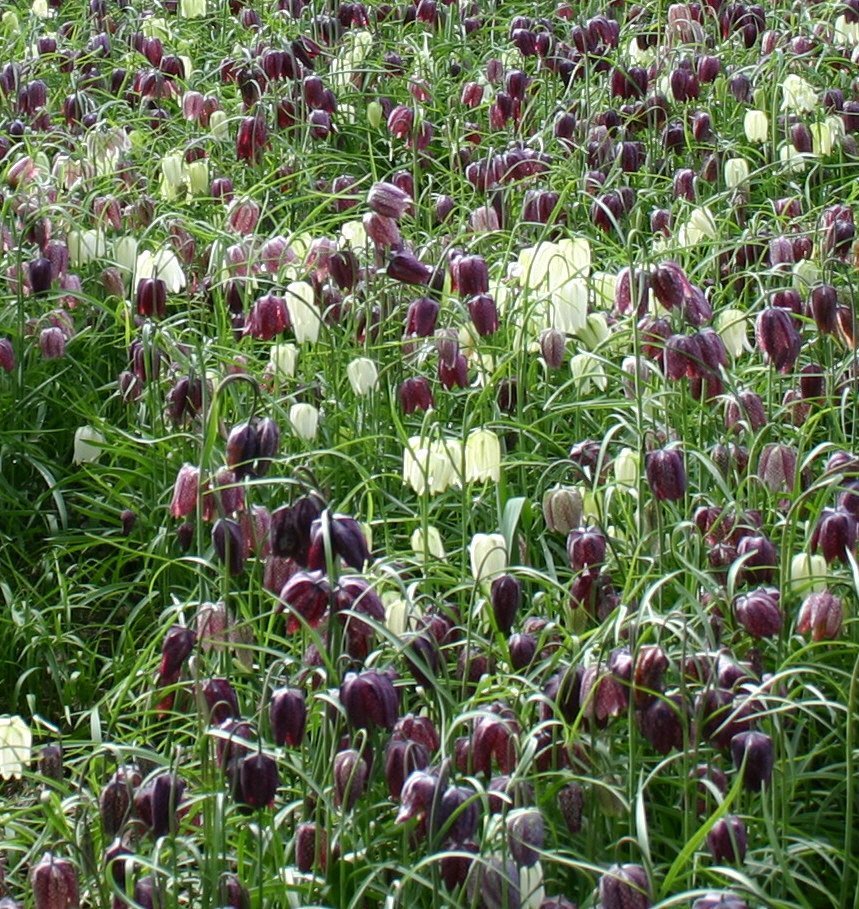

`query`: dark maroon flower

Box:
[755,307,801,372]
[0,338,14,373]
[237,752,279,808]
[567,527,606,570]
[490,575,521,634]
[599,864,651,909]
[797,591,843,641]
[399,376,434,414]
[730,730,774,790]
[212,518,245,575]
[388,249,432,285]
[31,854,78,909]
[507,809,544,867]
[385,736,430,800]
[295,821,327,873]
[201,677,240,724]
[269,687,306,746]
[735,533,777,583]
[465,857,520,909]
[159,625,196,678]
[280,570,331,633]
[333,748,368,809]
[451,255,489,296]
[645,448,686,501]
[406,296,440,337]
[307,513,371,570]
[810,508,857,564]
[707,814,747,863]
[734,586,782,638]
[219,873,250,909]
[472,705,519,775]
[134,772,185,838]
[136,277,167,319]
[367,181,411,220]
[638,694,686,754]
[340,669,399,730]
[270,495,324,564]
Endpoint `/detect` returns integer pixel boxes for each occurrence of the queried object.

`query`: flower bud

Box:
[734,586,782,638]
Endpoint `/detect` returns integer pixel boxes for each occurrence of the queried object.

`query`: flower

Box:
[724,157,749,188]
[410,526,446,559]
[744,110,768,143]
[782,74,817,113]
[789,552,827,593]
[0,716,31,779]
[73,426,105,464]
[715,308,751,357]
[136,247,186,293]
[347,357,379,396]
[402,437,462,495]
[465,428,501,483]
[469,532,508,582]
[289,403,319,441]
[570,352,607,394]
[268,343,298,378]
[285,281,320,343]
[797,591,843,641]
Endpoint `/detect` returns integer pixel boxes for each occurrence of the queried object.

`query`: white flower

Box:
[179,0,206,17]
[676,205,717,246]
[576,312,609,349]
[550,278,588,334]
[73,426,105,464]
[269,343,298,378]
[469,532,507,582]
[779,142,807,173]
[210,110,229,140]
[614,447,640,489]
[790,553,828,593]
[68,229,106,266]
[114,236,139,276]
[570,352,607,394]
[403,437,462,495]
[744,110,768,143]
[340,219,366,248]
[811,119,841,157]
[184,158,209,196]
[347,357,379,396]
[591,271,617,309]
[160,152,185,200]
[715,308,751,357]
[724,157,750,188]
[136,247,186,293]
[465,429,501,483]
[285,281,321,344]
[0,716,31,780]
[410,526,446,560]
[782,74,817,114]
[793,258,819,293]
[834,14,859,45]
[289,403,319,441]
